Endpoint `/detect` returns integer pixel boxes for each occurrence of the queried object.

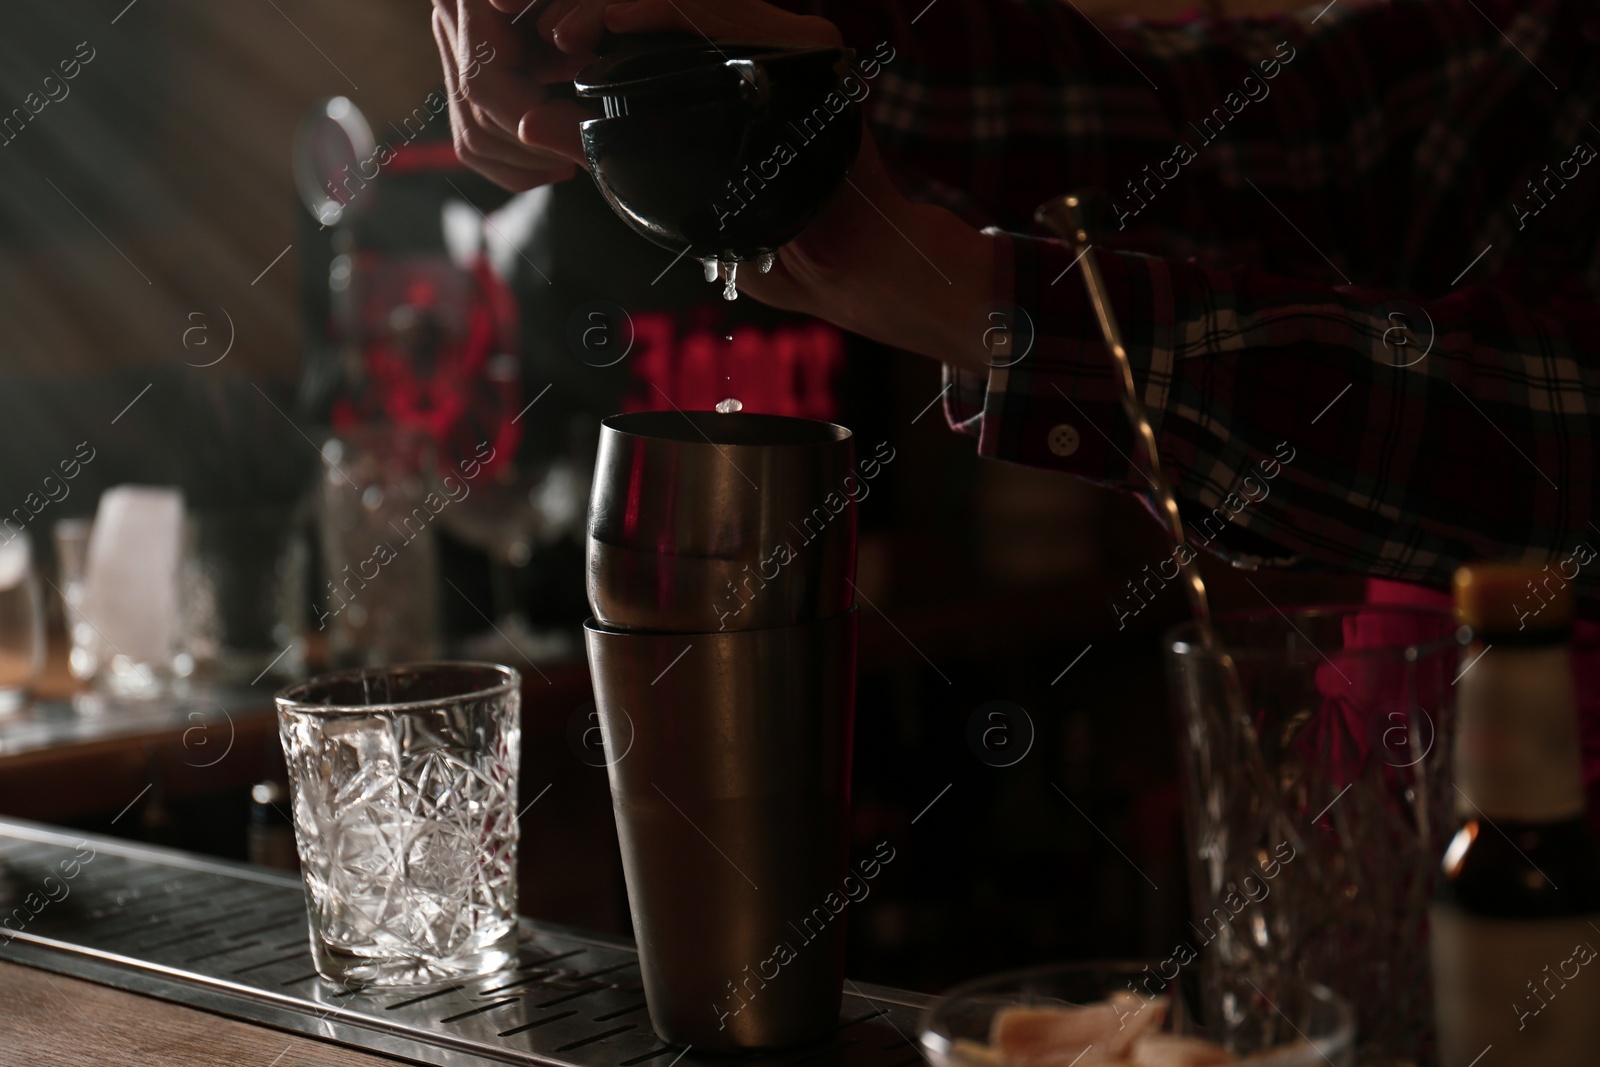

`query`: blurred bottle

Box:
[53,518,98,683]
[1432,562,1600,1066]
[0,532,44,712]
[248,780,300,873]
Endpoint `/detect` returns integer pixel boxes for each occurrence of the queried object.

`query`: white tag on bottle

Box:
[1432,905,1600,1066]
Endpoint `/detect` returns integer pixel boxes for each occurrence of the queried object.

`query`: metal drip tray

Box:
[0,819,932,1067]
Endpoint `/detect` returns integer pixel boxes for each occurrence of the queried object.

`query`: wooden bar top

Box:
[0,960,405,1065]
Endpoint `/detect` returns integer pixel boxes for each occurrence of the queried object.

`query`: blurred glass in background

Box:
[55,504,309,693]
[0,533,45,713]
[318,427,442,668]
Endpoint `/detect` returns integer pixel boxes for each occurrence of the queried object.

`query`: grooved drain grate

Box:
[0,820,931,1067]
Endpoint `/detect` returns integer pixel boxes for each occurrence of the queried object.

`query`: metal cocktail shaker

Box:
[584,410,859,1051]
[587,410,856,633]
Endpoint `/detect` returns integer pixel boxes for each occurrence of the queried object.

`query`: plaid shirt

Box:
[816,0,1600,595]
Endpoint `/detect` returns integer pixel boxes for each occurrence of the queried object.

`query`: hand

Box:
[573,0,995,371]
[735,136,999,376]
[431,0,595,190]
[462,0,840,168]
[450,0,997,372]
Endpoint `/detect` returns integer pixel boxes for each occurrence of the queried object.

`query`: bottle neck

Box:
[1454,637,1584,822]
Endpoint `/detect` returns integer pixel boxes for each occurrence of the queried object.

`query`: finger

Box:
[521,46,592,84]
[454,110,581,177]
[464,81,577,141]
[551,0,611,56]
[464,84,531,141]
[466,113,575,168]
[439,11,568,171]
[439,10,505,149]
[444,73,568,168]
[456,0,548,131]
[459,112,573,169]
[434,9,578,194]
[518,100,595,165]
[534,0,585,45]
[600,0,702,38]
[465,120,576,170]
[433,7,465,100]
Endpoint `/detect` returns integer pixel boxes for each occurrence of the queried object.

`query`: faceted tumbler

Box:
[1166,606,1458,1066]
[277,662,521,988]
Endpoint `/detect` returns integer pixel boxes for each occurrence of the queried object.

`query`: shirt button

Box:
[1047,424,1080,457]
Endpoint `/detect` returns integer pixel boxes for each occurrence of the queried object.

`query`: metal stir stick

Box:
[1034,190,1290,848]
[1034,190,1216,631]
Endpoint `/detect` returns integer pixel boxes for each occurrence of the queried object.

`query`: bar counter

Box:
[0,960,402,1066]
[0,818,930,1067]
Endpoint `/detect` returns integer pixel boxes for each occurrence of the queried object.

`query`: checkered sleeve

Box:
[946,230,1600,588]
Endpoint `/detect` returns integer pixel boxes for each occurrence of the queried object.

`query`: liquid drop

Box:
[757,252,775,274]
[720,260,738,301]
[702,258,719,283]
[715,398,743,414]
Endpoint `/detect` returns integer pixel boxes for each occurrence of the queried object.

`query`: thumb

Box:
[551,1,611,55]
[519,99,596,164]
[602,0,696,36]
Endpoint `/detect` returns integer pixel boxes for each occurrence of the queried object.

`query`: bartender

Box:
[432,0,1600,802]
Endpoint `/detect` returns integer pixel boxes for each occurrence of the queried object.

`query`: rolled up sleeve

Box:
[944,228,1600,592]
[944,230,1169,489]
